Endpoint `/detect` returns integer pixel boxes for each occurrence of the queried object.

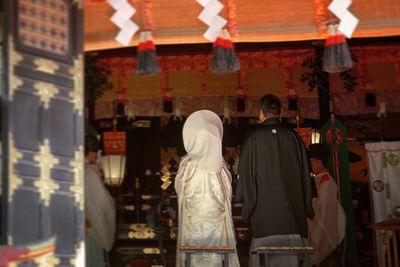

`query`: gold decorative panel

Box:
[206,71,238,96]
[34,82,59,109]
[69,56,84,115]
[9,38,24,100]
[33,139,60,207]
[34,58,60,74]
[69,147,84,210]
[247,68,284,96]
[128,224,156,239]
[169,71,201,97]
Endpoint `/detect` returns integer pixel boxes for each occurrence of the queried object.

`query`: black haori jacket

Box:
[235,118,315,238]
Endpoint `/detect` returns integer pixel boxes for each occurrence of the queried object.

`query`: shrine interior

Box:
[87,37,400,267]
[0,1,400,266]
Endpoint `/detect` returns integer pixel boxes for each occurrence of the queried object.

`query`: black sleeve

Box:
[235,133,257,223]
[292,131,315,219]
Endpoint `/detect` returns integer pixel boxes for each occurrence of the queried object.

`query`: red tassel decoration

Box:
[211,29,240,75]
[136,31,160,76]
[323,24,353,73]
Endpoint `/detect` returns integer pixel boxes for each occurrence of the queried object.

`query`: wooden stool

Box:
[178,246,235,267]
[251,246,314,266]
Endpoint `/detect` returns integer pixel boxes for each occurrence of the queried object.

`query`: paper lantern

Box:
[102,155,126,187]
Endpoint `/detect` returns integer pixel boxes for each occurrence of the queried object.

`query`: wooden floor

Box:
[123,252,376,267]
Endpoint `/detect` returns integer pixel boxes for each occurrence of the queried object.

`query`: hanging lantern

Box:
[211,29,240,75]
[311,128,321,144]
[102,127,126,187]
[323,24,353,73]
[102,155,126,187]
[136,31,160,76]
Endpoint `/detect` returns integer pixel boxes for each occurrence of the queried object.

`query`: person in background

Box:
[85,135,116,267]
[175,110,240,267]
[236,94,315,267]
[308,143,346,267]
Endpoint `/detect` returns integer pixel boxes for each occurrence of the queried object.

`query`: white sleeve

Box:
[85,165,116,251]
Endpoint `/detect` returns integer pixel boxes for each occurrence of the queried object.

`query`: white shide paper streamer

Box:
[108,0,139,46]
[328,0,359,38]
[197,0,227,41]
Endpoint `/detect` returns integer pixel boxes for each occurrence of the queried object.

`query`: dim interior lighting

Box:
[102,155,126,187]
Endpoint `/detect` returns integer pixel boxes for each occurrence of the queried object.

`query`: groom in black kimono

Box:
[235,94,315,267]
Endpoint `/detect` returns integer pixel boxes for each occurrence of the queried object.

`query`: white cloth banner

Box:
[365,141,400,223]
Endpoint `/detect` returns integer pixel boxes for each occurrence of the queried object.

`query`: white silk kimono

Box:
[175,110,240,267]
[308,170,346,265]
[85,162,116,264]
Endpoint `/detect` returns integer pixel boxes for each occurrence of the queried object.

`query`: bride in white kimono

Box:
[175,110,240,267]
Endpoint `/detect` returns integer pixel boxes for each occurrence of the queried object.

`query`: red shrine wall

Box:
[93,44,400,119]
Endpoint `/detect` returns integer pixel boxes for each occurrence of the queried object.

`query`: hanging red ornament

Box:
[211,29,240,74]
[136,0,159,75]
[323,24,353,73]
[136,31,160,75]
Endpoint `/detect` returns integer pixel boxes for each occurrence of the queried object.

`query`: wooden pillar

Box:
[315,44,331,127]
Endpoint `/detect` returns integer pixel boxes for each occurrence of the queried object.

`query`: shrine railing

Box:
[373,217,400,267]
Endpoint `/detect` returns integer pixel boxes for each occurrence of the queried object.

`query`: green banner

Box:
[321,118,358,260]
